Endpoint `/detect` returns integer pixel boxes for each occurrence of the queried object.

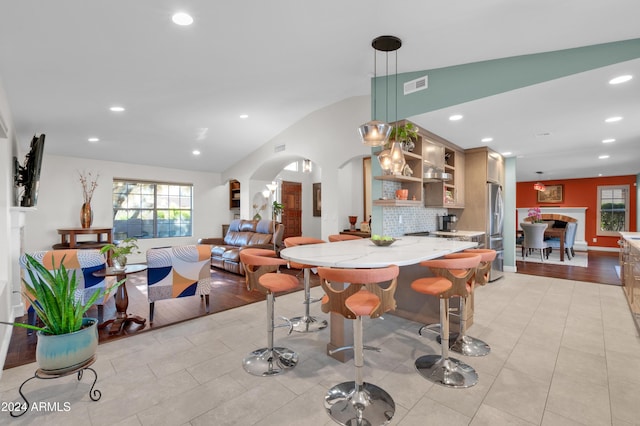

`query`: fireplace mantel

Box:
[517,207,588,251]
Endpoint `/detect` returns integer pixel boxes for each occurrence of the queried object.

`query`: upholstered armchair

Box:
[20,249,109,333]
[146,245,212,323]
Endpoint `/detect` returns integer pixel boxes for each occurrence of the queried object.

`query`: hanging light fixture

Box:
[302,159,312,173]
[358,36,402,147]
[533,171,546,191]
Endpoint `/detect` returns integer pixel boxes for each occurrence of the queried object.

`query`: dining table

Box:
[518,226,567,261]
[280,236,477,361]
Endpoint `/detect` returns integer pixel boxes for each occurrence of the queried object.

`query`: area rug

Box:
[519,249,588,267]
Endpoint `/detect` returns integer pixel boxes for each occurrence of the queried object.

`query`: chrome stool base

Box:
[450,335,491,357]
[415,354,478,388]
[243,347,298,376]
[290,315,328,333]
[324,381,395,426]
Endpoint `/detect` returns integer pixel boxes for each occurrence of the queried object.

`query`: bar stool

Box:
[411,253,481,388]
[239,248,300,376]
[318,265,399,426]
[328,234,363,242]
[283,236,328,333]
[444,249,496,357]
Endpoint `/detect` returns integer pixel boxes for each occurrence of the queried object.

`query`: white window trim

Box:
[596,184,629,237]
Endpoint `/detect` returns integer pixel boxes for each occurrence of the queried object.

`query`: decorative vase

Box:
[113,255,127,270]
[348,216,358,231]
[80,202,93,228]
[36,318,98,373]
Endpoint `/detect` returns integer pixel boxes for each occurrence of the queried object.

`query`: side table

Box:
[94,264,147,335]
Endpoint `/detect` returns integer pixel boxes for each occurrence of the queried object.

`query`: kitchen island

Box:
[620,232,640,331]
[280,236,477,360]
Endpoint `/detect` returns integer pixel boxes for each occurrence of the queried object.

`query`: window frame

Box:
[112,178,194,239]
[596,184,629,237]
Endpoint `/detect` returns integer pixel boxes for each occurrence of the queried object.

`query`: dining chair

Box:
[547,222,577,260]
[521,222,550,261]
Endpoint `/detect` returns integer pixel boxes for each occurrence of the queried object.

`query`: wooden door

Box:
[282,181,302,239]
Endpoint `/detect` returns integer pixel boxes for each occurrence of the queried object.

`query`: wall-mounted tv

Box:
[14,134,45,207]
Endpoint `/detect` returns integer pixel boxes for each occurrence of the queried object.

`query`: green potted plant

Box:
[0,254,123,372]
[389,122,419,152]
[100,237,140,270]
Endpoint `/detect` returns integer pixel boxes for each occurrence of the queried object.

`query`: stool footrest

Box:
[275,316,293,334]
[329,345,353,355]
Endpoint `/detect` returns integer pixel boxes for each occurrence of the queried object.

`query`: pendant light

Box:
[533,171,546,191]
[358,36,402,147]
[302,159,312,173]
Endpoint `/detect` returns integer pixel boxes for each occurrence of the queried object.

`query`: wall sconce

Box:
[302,159,312,173]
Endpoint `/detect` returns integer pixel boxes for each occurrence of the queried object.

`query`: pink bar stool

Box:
[328,234,363,242]
[443,249,496,357]
[239,248,300,376]
[283,236,328,333]
[411,253,481,388]
[318,265,399,426]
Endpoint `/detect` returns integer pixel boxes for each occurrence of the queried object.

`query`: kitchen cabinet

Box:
[423,132,465,208]
[619,233,640,329]
[229,179,240,210]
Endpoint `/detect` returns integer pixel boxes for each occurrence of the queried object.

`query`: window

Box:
[112,180,193,239]
[597,185,629,236]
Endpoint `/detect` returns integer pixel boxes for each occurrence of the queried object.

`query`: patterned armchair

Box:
[20,249,109,333]
[146,245,212,323]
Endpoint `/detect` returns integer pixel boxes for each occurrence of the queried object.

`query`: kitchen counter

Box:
[433,230,485,238]
[619,232,640,332]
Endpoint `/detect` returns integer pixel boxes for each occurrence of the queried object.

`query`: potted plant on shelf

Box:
[389,122,419,152]
[100,237,140,270]
[0,254,123,372]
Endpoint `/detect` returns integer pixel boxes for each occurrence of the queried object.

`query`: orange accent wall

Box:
[516,175,637,249]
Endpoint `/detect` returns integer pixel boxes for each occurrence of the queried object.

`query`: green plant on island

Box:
[100,237,140,269]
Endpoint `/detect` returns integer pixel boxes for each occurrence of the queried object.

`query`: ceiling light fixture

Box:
[88,137,99,142]
[605,116,623,123]
[599,154,610,159]
[192,150,201,156]
[609,75,632,85]
[239,114,248,119]
[302,159,312,173]
[602,138,615,143]
[358,36,401,147]
[449,114,463,121]
[172,12,193,26]
[533,171,546,191]
[481,137,493,143]
[109,106,125,112]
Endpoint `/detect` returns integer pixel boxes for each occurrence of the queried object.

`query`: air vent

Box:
[274,144,286,153]
[404,75,428,95]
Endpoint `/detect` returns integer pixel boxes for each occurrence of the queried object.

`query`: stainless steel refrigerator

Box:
[487,183,504,281]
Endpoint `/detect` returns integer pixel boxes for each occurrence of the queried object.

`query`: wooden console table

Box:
[55,227,113,249]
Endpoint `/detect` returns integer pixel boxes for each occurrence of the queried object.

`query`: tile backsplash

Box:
[381,181,447,237]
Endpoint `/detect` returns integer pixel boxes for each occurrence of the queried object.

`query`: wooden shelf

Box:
[374,175,422,183]
[229,179,240,210]
[373,199,422,207]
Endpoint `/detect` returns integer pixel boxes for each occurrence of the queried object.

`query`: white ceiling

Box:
[1,1,639,181]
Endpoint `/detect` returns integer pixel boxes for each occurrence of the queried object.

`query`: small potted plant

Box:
[389,122,419,152]
[100,237,140,270]
[0,254,123,372]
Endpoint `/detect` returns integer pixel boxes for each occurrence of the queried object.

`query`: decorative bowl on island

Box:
[371,235,396,247]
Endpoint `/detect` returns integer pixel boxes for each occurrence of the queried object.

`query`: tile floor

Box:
[1,272,639,425]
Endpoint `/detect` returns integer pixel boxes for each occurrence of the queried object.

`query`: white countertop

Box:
[432,230,485,237]
[620,232,640,248]
[280,236,477,268]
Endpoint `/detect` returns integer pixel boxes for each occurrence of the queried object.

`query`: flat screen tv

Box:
[14,134,45,207]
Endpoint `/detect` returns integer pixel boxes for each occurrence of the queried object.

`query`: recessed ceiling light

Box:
[481,137,493,143]
[88,137,99,142]
[239,114,249,119]
[598,154,610,159]
[598,173,603,177]
[110,106,125,112]
[192,150,201,156]
[605,116,622,123]
[602,138,615,143]
[609,75,632,85]
[449,114,463,121]
[501,151,512,156]
[172,12,193,26]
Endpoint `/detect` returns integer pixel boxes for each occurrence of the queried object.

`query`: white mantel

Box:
[517,207,588,251]
[10,206,35,318]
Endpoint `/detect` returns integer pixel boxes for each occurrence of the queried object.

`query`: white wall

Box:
[23,155,223,264]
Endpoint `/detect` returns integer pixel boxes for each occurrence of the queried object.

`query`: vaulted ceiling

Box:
[1,1,639,181]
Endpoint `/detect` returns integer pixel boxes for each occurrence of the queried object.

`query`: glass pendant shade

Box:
[359,120,393,147]
[302,159,312,173]
[533,182,546,191]
[389,141,406,175]
[377,149,392,174]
